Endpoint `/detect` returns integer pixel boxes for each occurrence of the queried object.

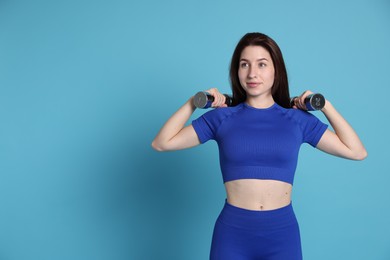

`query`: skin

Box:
[151,45,367,211]
[238,45,275,109]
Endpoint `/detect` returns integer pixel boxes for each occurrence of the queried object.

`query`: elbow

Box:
[353,149,368,161]
[151,140,167,152]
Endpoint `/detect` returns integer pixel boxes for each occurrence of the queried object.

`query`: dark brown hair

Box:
[229,32,290,107]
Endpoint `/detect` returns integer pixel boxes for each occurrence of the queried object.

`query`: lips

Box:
[247,82,260,87]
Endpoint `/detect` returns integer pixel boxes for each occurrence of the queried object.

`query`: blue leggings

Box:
[210,200,302,260]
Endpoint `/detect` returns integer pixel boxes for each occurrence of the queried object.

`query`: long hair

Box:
[229,32,290,108]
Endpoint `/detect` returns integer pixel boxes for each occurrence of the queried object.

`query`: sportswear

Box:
[192,102,328,184]
[210,200,302,260]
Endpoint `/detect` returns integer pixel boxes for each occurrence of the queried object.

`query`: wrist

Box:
[188,96,196,111]
[321,99,332,113]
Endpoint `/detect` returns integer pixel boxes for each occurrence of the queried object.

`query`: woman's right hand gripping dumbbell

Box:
[194,88,229,109]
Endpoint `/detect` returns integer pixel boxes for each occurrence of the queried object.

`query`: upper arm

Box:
[316,129,358,160]
[154,124,201,151]
[153,108,223,152]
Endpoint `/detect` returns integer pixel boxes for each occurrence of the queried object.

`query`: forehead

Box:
[240,45,272,60]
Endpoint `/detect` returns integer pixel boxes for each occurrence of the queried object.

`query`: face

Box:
[238,45,275,100]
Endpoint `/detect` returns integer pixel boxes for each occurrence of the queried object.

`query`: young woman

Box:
[151,32,367,260]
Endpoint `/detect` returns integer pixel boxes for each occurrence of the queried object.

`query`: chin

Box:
[246,90,268,97]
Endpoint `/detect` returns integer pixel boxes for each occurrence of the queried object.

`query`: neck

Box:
[245,96,275,109]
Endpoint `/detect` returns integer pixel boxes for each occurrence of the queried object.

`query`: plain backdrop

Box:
[1,0,389,259]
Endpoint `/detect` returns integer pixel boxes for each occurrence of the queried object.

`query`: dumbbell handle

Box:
[193,91,232,109]
[290,93,325,111]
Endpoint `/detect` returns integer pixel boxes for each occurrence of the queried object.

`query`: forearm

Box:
[152,97,196,150]
[321,100,367,159]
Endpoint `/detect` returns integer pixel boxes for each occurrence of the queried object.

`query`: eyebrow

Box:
[240,58,269,62]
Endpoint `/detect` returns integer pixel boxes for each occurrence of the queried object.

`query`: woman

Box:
[151,32,367,260]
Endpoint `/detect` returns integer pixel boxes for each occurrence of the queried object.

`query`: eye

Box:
[240,62,249,68]
[259,62,267,68]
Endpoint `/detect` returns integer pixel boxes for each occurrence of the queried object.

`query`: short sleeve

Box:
[192,109,222,143]
[301,112,328,147]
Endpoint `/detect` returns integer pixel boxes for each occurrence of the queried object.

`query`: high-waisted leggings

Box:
[210,200,302,260]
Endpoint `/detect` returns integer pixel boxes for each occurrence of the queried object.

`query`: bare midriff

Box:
[225,179,292,211]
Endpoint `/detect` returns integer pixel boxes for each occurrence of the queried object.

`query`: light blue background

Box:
[0,0,389,259]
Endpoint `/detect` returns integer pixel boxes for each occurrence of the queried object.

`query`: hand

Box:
[292,90,314,111]
[206,88,228,108]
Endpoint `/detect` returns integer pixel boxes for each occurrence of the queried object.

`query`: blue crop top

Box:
[192,102,328,185]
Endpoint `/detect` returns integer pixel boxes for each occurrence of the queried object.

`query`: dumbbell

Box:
[290,93,325,111]
[194,91,325,111]
[193,91,232,109]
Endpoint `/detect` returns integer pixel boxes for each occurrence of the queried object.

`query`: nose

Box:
[248,65,257,78]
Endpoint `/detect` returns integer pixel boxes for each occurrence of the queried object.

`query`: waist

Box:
[225,179,292,211]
